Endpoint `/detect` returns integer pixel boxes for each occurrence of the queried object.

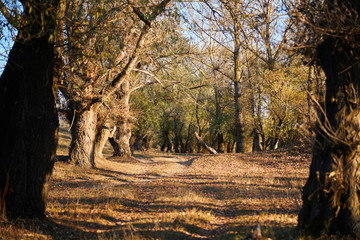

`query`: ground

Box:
[0,123,336,240]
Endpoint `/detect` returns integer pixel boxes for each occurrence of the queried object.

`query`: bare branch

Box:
[0,1,18,28]
[104,0,171,100]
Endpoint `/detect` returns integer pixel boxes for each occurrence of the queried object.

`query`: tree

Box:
[185,0,299,152]
[108,81,133,157]
[60,0,172,168]
[187,0,248,152]
[0,0,63,218]
[295,0,360,237]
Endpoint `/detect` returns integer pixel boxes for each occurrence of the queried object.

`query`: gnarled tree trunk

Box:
[0,1,60,218]
[110,82,132,158]
[298,36,360,237]
[114,120,132,157]
[69,104,98,168]
[94,123,112,159]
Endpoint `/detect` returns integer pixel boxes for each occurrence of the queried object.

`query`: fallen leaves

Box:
[1,144,312,239]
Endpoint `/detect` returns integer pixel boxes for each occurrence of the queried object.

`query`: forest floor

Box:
[0,124,323,240]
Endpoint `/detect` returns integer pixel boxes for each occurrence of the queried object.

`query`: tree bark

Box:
[109,137,121,156]
[69,104,98,168]
[233,0,246,153]
[0,1,60,218]
[113,120,132,157]
[217,133,225,153]
[174,119,184,153]
[95,123,112,159]
[111,82,132,158]
[298,36,360,237]
[234,81,246,153]
[252,129,262,152]
[194,132,218,154]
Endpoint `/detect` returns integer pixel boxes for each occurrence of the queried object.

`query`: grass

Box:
[0,122,325,239]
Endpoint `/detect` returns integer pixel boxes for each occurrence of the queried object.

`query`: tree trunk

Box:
[112,120,132,157]
[298,36,360,237]
[214,86,225,153]
[194,132,218,154]
[111,82,132,158]
[217,133,225,153]
[0,1,60,218]
[250,87,262,152]
[233,2,246,153]
[69,105,98,168]
[95,123,111,159]
[109,137,121,156]
[226,140,233,153]
[174,119,184,153]
[234,81,246,153]
[252,129,262,152]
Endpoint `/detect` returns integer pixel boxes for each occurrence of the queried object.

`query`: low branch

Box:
[194,132,218,154]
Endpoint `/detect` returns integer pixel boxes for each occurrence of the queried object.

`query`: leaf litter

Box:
[0,144,312,239]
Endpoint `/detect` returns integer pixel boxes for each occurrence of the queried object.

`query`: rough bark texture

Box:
[111,82,132,158]
[114,120,132,157]
[69,105,98,168]
[298,33,360,237]
[0,1,60,218]
[95,123,111,159]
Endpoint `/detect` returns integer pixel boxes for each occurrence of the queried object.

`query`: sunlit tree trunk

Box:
[111,82,132,158]
[114,119,132,157]
[95,122,111,159]
[69,104,99,168]
[0,0,61,218]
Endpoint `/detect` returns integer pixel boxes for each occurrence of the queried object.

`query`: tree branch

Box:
[0,1,18,28]
[104,0,171,100]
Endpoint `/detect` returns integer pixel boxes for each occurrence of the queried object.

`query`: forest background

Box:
[0,0,320,162]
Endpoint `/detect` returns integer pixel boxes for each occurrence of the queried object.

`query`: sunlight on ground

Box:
[0,124,314,239]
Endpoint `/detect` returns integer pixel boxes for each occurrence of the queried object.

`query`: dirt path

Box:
[1,146,312,239]
[44,147,311,239]
[95,153,198,182]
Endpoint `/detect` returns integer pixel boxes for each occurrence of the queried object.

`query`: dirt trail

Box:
[94,153,198,183]
[1,146,312,240]
[49,148,311,239]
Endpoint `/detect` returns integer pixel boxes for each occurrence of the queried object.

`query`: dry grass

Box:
[0,123,326,239]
